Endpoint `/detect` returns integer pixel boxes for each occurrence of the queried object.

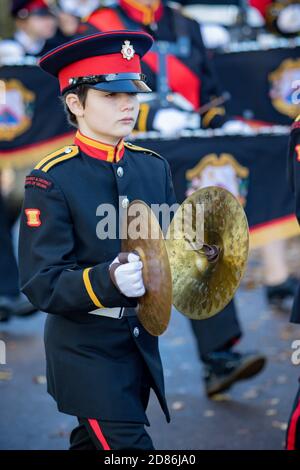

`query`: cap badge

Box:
[121,41,135,61]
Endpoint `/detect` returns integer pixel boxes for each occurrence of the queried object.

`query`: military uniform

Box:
[286,115,300,450]
[19,137,172,423]
[287,116,300,325]
[85,0,229,131]
[18,30,171,450]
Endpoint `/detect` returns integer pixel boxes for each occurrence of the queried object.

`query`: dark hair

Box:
[61,85,89,128]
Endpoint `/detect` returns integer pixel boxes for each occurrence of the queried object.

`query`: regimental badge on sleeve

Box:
[25,209,41,227]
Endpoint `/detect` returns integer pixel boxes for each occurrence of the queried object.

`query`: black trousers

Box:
[70,418,154,450]
[286,381,300,450]
[189,299,242,358]
[0,193,19,296]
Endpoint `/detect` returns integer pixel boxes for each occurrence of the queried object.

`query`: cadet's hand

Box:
[153,108,200,135]
[109,252,146,298]
[277,5,300,34]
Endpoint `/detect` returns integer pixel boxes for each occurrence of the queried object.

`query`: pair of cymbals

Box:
[122,187,249,336]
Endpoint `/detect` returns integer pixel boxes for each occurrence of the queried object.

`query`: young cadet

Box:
[83,0,266,397]
[18,31,175,450]
[286,115,300,450]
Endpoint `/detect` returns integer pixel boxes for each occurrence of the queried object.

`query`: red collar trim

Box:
[120,0,163,25]
[74,131,125,162]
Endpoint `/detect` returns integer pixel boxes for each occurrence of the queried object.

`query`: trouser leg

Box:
[286,381,300,450]
[189,299,242,359]
[0,193,19,296]
[70,419,155,450]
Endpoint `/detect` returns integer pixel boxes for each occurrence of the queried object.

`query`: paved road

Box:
[1,269,300,450]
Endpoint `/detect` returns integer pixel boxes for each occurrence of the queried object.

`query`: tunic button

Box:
[117,167,124,177]
[122,197,129,209]
[65,147,72,154]
[133,327,140,338]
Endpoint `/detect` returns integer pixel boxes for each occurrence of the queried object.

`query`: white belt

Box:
[88,307,124,319]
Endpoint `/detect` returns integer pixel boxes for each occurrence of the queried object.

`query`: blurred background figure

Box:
[0,0,59,321]
[262,239,299,310]
[0,0,58,61]
[84,0,252,137]
[250,0,300,37]
[0,189,37,321]
[50,0,101,42]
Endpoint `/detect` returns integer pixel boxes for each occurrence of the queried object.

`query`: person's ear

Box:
[65,93,84,118]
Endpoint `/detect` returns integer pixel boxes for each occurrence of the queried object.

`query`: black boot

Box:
[203,350,266,397]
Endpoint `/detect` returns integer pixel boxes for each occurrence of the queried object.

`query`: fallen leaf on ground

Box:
[266,409,277,416]
[33,375,47,385]
[243,389,258,399]
[0,370,12,381]
[211,394,231,402]
[272,421,288,431]
[171,401,185,411]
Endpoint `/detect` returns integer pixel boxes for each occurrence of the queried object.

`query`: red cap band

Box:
[58,53,141,92]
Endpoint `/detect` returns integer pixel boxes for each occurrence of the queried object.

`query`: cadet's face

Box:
[25,15,57,40]
[72,88,139,145]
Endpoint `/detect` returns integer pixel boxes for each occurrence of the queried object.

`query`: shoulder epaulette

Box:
[124,142,163,160]
[34,145,79,173]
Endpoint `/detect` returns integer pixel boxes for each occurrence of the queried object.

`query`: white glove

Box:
[277,5,300,34]
[200,24,230,49]
[222,120,253,135]
[109,252,145,298]
[153,108,200,135]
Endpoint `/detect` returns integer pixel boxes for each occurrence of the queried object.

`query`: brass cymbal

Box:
[122,200,172,336]
[165,186,249,320]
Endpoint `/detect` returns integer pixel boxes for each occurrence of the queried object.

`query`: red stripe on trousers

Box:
[88,419,111,450]
[287,399,300,450]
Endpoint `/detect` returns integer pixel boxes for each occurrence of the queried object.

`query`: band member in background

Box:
[84,0,251,136]
[0,0,59,320]
[0,0,58,61]
[18,30,175,450]
[286,114,300,450]
[250,0,300,36]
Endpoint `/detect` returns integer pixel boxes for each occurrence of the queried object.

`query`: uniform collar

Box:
[119,0,163,26]
[74,130,125,162]
[15,30,46,55]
